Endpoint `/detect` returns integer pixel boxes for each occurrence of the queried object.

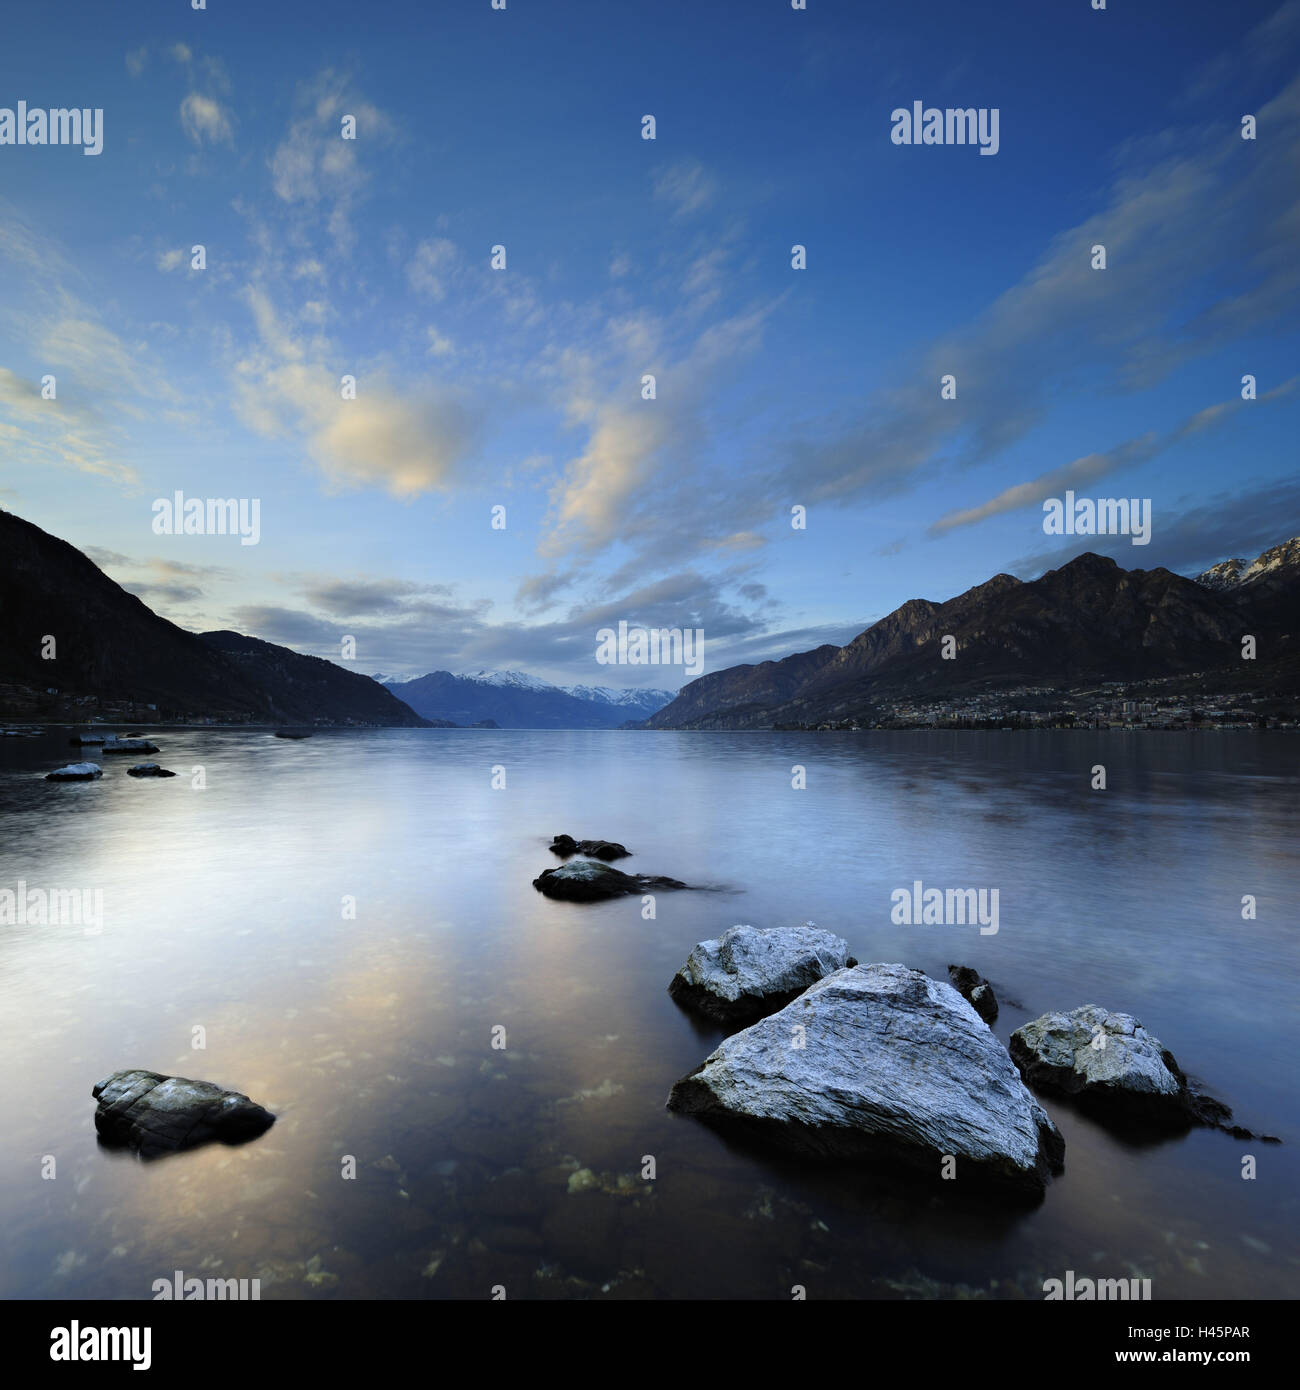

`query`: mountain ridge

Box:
[0,509,427,726]
[647,542,1300,730]
[376,668,675,728]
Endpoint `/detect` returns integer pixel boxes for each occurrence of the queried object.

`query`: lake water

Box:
[1,728,1295,1300]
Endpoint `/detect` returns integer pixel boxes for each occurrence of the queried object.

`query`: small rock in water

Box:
[91,1069,275,1158]
[68,734,106,746]
[126,763,177,778]
[46,762,102,781]
[948,964,998,1023]
[1009,1005,1239,1132]
[668,963,1064,1197]
[549,833,631,861]
[273,729,312,740]
[102,739,160,755]
[669,923,857,1024]
[532,859,688,901]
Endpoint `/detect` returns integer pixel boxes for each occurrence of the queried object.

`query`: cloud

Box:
[267,70,395,255]
[929,437,1159,537]
[124,581,204,605]
[125,47,148,78]
[1009,475,1300,580]
[225,563,783,686]
[82,554,234,610]
[407,238,458,301]
[425,325,454,358]
[83,545,131,568]
[298,576,453,617]
[0,365,140,485]
[928,378,1299,536]
[653,160,717,218]
[39,316,178,404]
[539,301,774,566]
[232,287,479,498]
[180,92,234,146]
[515,569,577,613]
[777,71,1300,510]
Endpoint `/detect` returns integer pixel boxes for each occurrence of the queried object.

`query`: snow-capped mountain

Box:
[371,668,677,728]
[456,668,559,693]
[566,683,678,707]
[1194,537,1300,591]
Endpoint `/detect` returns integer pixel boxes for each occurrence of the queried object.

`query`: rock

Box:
[68,734,106,746]
[667,963,1064,1196]
[102,739,160,755]
[549,834,631,861]
[1008,1006,1193,1125]
[532,859,688,902]
[126,763,177,778]
[948,964,998,1022]
[46,763,102,781]
[91,1069,275,1158]
[273,730,311,739]
[669,924,858,1024]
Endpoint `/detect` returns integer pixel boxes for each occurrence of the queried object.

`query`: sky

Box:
[1,0,1297,691]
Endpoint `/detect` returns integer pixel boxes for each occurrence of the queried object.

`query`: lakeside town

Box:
[774,676,1299,731]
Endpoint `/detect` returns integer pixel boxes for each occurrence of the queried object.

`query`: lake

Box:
[0,728,1295,1300]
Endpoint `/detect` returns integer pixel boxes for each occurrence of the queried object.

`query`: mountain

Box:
[376,668,676,728]
[0,509,427,726]
[1195,537,1300,591]
[648,542,1300,730]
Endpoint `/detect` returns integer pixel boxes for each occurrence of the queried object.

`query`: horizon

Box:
[1,500,1295,693]
[2,0,1298,689]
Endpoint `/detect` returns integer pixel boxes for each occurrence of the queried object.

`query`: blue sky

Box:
[1,0,1297,689]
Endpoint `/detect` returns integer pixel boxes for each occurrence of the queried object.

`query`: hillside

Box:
[0,509,426,726]
[647,544,1300,730]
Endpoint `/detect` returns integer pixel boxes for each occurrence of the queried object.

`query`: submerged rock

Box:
[127,763,176,778]
[667,963,1064,1196]
[1008,1005,1245,1133]
[102,739,160,755]
[948,964,998,1022]
[46,763,102,781]
[273,729,312,739]
[1009,1006,1187,1121]
[91,1069,275,1158]
[669,923,857,1024]
[1011,1007,1280,1141]
[549,834,631,861]
[532,859,687,901]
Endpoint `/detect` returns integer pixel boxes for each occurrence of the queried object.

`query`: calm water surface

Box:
[0,729,1296,1299]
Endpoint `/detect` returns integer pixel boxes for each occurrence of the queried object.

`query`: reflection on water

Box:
[0,728,1296,1299]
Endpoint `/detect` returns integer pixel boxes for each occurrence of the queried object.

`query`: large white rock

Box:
[668,923,857,1024]
[668,963,1064,1195]
[1009,1005,1188,1121]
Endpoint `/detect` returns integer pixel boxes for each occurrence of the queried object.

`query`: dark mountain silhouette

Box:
[0,509,426,725]
[648,546,1300,729]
